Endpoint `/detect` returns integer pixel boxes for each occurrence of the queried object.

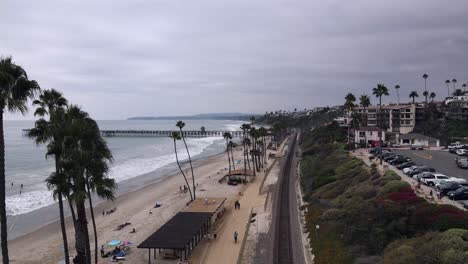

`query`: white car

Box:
[422,173,450,186]
[436,178,468,188]
[456,149,468,156]
[403,165,419,175]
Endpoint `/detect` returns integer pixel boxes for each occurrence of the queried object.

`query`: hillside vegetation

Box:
[299,122,468,264]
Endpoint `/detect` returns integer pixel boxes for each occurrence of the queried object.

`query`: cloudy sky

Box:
[2,0,468,119]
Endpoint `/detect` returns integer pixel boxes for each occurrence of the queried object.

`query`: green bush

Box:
[381,180,409,193]
[383,170,401,181]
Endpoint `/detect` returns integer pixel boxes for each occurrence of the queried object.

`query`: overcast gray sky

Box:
[2,0,468,120]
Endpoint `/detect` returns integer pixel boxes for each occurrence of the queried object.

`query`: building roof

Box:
[138,212,211,250]
[184,197,226,214]
[399,133,439,141]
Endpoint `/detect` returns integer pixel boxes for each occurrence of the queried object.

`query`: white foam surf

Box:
[5,137,221,216]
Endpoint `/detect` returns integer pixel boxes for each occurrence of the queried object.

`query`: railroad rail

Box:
[273,133,297,264]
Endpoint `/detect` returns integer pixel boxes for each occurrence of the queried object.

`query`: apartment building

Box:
[351,104,416,134]
[445,96,468,121]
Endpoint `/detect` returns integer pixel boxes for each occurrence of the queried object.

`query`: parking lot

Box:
[393,149,468,181]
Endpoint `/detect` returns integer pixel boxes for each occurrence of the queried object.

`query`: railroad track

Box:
[273,134,297,264]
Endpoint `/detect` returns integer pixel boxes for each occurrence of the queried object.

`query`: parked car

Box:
[409,166,436,177]
[383,154,400,162]
[413,171,433,180]
[447,186,468,200]
[390,156,411,165]
[455,158,468,169]
[437,181,467,196]
[448,142,464,151]
[404,165,420,175]
[455,149,468,156]
[411,144,424,150]
[461,201,468,209]
[444,177,468,185]
[422,173,450,186]
[396,161,415,170]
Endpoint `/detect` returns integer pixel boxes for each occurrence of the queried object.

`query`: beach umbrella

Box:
[121,241,133,246]
[108,240,121,246]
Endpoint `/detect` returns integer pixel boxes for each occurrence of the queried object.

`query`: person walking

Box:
[234,231,238,243]
[100,245,105,257]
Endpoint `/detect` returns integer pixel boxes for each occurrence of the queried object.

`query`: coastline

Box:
[6,146,226,240]
[8,147,243,263]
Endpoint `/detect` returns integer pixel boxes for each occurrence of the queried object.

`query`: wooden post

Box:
[148,248,151,264]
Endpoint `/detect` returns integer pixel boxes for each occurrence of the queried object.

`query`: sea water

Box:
[4,119,243,238]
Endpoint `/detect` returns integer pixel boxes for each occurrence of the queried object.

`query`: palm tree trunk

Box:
[173,139,193,201]
[379,97,383,165]
[230,143,236,170]
[55,156,70,264]
[67,196,77,225]
[226,140,231,180]
[86,182,98,264]
[243,137,247,180]
[0,111,9,264]
[180,131,196,199]
[75,201,90,264]
[396,89,400,105]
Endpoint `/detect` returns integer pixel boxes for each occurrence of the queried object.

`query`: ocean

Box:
[4,119,243,239]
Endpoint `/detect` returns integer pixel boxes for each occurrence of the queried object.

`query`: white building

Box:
[352,127,386,147]
[396,133,440,147]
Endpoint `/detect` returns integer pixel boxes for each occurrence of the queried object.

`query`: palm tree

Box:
[344,93,356,143]
[223,132,232,178]
[170,131,193,201]
[422,73,428,92]
[359,95,371,108]
[176,120,196,200]
[453,89,464,96]
[452,79,457,93]
[422,91,429,103]
[249,127,258,175]
[394,85,401,105]
[28,89,70,263]
[429,92,436,102]
[60,106,96,264]
[445,80,451,96]
[372,84,389,163]
[229,140,236,170]
[409,91,419,104]
[85,148,115,264]
[258,127,268,165]
[176,121,195,199]
[0,56,40,262]
[240,124,251,177]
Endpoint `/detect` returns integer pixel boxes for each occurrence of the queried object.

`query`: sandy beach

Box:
[8,147,248,264]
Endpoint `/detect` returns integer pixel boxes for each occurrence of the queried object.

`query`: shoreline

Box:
[8,150,226,241]
[8,147,243,263]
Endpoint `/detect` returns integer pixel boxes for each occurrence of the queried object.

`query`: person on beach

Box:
[100,245,105,257]
[11,182,13,187]
[237,201,240,209]
[234,231,238,243]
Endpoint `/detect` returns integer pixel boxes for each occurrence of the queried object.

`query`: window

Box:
[370,131,373,136]
[377,132,382,137]
[359,132,365,137]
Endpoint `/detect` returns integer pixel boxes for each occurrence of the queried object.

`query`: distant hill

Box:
[127,113,256,121]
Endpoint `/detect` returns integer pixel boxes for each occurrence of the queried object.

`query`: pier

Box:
[22,129,243,138]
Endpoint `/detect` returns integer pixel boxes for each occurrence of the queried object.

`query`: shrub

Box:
[381,180,410,194]
[383,170,401,181]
